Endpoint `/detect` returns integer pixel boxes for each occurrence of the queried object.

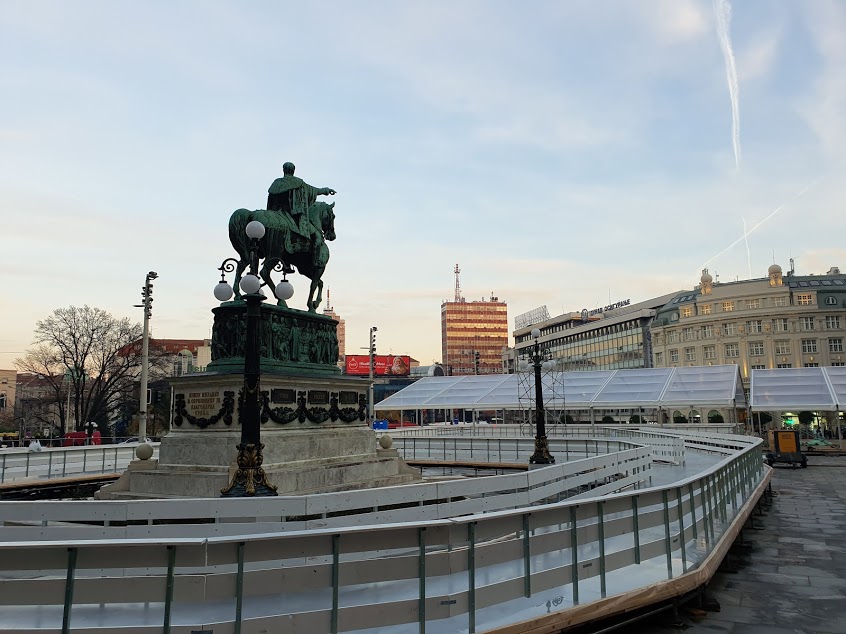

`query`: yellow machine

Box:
[766,429,807,469]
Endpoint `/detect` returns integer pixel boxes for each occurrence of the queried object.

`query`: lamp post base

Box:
[529,435,555,465]
[220,442,279,497]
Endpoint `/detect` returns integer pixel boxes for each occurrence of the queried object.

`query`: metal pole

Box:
[369,326,377,423]
[138,271,157,451]
[221,228,277,497]
[529,330,554,465]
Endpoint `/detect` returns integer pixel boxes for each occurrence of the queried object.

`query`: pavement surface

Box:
[630,456,846,634]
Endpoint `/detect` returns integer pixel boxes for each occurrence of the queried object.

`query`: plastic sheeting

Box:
[750,367,845,411]
[375,365,746,411]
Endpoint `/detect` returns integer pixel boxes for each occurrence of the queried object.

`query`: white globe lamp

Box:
[245,221,266,240]
[240,274,261,295]
[275,280,294,300]
[214,281,234,301]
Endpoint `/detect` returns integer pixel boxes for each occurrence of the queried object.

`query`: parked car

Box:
[120,437,153,444]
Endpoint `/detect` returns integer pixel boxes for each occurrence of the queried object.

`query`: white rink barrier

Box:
[0,433,767,633]
[0,440,652,541]
[0,443,160,484]
[393,434,685,466]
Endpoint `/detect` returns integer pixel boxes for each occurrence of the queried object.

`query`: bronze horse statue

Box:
[228,201,336,312]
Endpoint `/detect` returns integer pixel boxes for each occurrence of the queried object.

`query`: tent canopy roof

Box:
[375,364,746,411]
[750,366,846,411]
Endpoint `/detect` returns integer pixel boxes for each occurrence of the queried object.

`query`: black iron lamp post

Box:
[214,220,294,497]
[527,328,555,465]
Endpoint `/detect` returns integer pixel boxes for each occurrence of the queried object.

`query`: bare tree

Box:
[15,306,164,433]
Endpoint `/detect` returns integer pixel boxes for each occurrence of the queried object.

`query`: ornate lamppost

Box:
[213,220,294,497]
[526,328,555,465]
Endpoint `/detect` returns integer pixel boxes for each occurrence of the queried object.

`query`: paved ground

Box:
[631,456,846,634]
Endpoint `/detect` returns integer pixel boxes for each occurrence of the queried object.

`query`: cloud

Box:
[738,29,781,82]
[795,1,846,156]
[649,0,710,43]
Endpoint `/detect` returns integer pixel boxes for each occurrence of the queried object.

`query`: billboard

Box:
[345,354,411,376]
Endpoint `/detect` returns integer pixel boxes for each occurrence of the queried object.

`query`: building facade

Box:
[441,296,508,375]
[651,265,846,379]
[15,373,63,436]
[322,295,346,362]
[0,369,16,425]
[510,293,680,372]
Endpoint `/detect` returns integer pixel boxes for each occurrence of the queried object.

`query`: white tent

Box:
[375,364,746,411]
[750,366,846,411]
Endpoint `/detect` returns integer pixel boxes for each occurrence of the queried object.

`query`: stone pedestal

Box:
[209,301,342,377]
[98,371,419,499]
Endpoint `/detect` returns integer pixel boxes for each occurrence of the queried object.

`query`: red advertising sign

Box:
[345,355,411,376]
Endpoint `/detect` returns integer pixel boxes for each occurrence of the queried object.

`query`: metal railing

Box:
[0,440,652,541]
[394,434,684,465]
[0,443,160,484]
[0,433,767,634]
[385,423,738,438]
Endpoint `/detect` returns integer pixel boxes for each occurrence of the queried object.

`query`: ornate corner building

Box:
[650,264,846,379]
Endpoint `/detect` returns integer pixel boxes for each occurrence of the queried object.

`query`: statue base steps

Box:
[98,373,420,499]
[103,455,417,499]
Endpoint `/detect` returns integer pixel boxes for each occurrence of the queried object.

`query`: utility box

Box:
[766,429,807,469]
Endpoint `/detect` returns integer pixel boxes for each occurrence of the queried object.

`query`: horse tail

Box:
[228,208,254,259]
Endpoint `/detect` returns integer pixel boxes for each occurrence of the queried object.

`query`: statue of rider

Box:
[267,162,336,254]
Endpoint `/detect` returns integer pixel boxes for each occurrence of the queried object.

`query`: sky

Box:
[2,0,846,369]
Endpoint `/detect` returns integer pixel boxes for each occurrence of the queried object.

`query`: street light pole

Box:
[217,220,293,497]
[369,327,378,422]
[137,271,157,456]
[528,328,555,465]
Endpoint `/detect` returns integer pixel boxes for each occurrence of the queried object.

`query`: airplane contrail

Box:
[699,178,820,273]
[713,0,741,170]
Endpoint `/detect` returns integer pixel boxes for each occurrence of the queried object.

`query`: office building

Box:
[322,291,345,362]
[441,265,508,375]
[509,294,680,372]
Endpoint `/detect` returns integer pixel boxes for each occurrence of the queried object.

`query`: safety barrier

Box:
[393,430,685,466]
[0,440,651,541]
[0,433,766,633]
[0,430,769,634]
[387,423,738,438]
[0,443,160,484]
[393,436,649,463]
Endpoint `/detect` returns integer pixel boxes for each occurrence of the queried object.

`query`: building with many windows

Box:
[650,265,846,379]
[509,293,680,372]
[322,291,345,363]
[0,369,16,426]
[441,295,508,375]
[14,373,64,437]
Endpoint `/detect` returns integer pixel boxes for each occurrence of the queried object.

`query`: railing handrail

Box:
[0,429,767,634]
[0,441,653,537]
[0,441,747,548]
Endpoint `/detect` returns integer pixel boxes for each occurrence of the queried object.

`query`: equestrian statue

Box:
[228,162,336,312]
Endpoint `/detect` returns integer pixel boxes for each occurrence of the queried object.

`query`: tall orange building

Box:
[322,290,345,362]
[440,265,508,375]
